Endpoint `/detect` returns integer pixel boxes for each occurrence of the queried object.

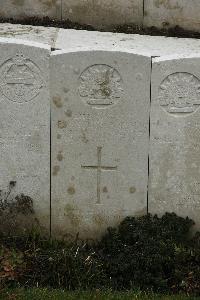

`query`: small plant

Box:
[0,245,25,289]
[0,181,16,212]
[0,181,34,216]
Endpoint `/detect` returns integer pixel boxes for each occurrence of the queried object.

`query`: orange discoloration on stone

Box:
[154,0,182,10]
[65,109,72,117]
[57,151,63,161]
[40,0,58,9]
[130,186,136,194]
[53,96,63,108]
[93,214,106,227]
[53,165,60,176]
[67,186,75,195]
[102,186,108,193]
[58,120,67,129]
[12,0,25,6]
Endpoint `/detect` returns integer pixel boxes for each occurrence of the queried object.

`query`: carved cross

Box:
[81,147,117,204]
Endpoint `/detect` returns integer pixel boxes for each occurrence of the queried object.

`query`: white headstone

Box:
[149,54,200,230]
[51,49,151,239]
[0,38,50,235]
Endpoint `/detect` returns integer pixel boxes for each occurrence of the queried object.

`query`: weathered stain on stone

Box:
[0,27,33,37]
[93,214,106,227]
[67,186,75,195]
[129,186,136,194]
[33,28,42,34]
[64,203,74,215]
[134,207,147,217]
[154,0,182,10]
[57,134,62,139]
[144,10,148,17]
[53,96,63,108]
[63,87,70,93]
[62,1,138,27]
[58,120,67,129]
[65,109,72,117]
[57,151,63,161]
[11,0,25,6]
[40,0,58,9]
[64,204,80,227]
[81,129,89,144]
[102,186,108,193]
[53,165,60,176]
[74,68,80,75]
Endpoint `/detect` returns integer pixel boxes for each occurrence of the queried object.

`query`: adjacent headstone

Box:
[0,38,50,235]
[51,49,151,239]
[62,0,143,29]
[0,0,61,21]
[144,0,200,33]
[149,54,200,230]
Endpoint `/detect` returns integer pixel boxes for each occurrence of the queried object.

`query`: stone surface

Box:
[149,54,200,230]
[1,24,200,57]
[0,38,50,235]
[0,1,200,32]
[61,0,143,29]
[51,49,151,239]
[0,23,59,47]
[0,0,61,20]
[55,29,200,57]
[144,0,200,32]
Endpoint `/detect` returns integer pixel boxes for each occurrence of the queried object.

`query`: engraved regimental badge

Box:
[158,72,200,115]
[79,64,123,107]
[0,52,44,103]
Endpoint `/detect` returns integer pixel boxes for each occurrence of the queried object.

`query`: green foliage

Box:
[0,245,25,288]
[0,288,197,300]
[0,213,200,296]
[0,234,108,290]
[99,213,200,294]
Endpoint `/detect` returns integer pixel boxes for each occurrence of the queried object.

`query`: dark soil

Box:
[0,16,200,39]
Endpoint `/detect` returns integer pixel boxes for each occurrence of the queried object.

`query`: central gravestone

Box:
[51,50,151,239]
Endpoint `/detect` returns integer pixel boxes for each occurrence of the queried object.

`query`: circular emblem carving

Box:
[0,52,44,103]
[78,64,123,107]
[158,72,200,115]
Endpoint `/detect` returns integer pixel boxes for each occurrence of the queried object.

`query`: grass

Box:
[0,289,199,300]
